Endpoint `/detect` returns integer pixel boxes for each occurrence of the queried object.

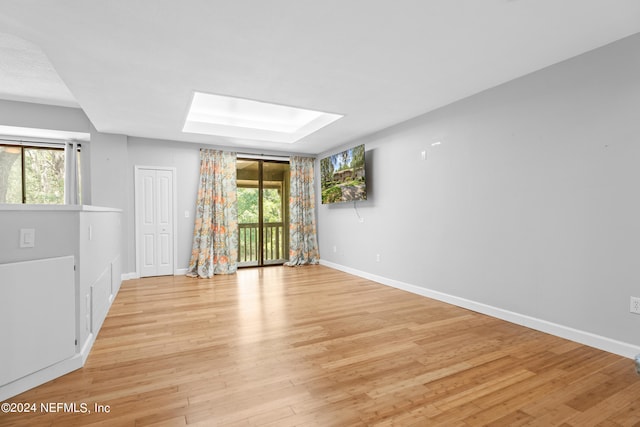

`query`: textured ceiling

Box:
[0,0,639,154]
[0,33,77,107]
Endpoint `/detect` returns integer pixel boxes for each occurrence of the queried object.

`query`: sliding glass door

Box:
[237,159,289,267]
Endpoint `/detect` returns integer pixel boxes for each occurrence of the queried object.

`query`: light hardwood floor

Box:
[2,265,639,426]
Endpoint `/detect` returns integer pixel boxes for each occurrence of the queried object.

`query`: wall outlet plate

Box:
[630,296,640,315]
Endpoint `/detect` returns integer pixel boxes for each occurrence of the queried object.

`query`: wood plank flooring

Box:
[1,265,639,426]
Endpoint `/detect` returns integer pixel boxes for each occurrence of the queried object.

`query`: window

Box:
[0,142,81,205]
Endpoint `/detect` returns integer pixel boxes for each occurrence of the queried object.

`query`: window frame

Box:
[0,139,81,205]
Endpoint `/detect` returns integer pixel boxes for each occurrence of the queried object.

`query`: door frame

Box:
[134,165,178,278]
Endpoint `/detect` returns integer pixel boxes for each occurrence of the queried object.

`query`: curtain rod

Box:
[199,148,291,161]
[199,148,316,161]
[237,152,290,161]
[0,136,81,147]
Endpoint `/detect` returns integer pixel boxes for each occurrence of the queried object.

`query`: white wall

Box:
[78,210,122,348]
[317,34,640,352]
[0,256,75,388]
[0,206,121,400]
[0,207,121,353]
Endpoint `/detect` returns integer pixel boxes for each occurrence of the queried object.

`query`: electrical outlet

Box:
[376,254,381,262]
[630,297,640,315]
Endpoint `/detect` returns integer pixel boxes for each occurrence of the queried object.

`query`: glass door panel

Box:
[237,159,289,267]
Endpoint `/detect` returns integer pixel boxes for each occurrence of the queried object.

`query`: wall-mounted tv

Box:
[320,144,367,204]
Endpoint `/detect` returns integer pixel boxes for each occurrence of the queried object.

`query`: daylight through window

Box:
[0,142,81,205]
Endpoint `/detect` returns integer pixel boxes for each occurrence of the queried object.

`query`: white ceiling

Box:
[0,0,639,154]
[0,33,78,108]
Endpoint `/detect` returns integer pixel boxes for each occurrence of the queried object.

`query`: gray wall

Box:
[126,137,201,272]
[3,34,639,351]
[0,99,89,133]
[88,128,130,271]
[0,209,78,264]
[124,137,300,274]
[0,97,288,274]
[317,33,640,347]
[0,99,132,273]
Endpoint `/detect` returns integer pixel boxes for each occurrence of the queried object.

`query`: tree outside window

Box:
[0,145,66,204]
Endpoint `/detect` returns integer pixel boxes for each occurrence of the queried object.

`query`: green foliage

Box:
[6,158,21,203]
[262,188,282,223]
[237,187,283,224]
[238,187,259,223]
[0,146,65,204]
[237,185,286,264]
[322,186,342,204]
[25,148,65,204]
[320,145,365,188]
[320,157,333,185]
[352,144,365,168]
[0,148,21,203]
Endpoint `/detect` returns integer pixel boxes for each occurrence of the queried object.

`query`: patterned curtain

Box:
[187,149,238,278]
[285,156,320,266]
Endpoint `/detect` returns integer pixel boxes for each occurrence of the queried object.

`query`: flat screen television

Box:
[320,144,367,204]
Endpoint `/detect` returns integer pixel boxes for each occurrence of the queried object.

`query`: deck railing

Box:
[238,222,286,265]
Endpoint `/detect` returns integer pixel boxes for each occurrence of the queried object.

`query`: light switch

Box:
[20,228,35,248]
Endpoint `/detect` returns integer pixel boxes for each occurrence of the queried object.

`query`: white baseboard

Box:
[1,275,122,402]
[320,260,640,359]
[80,332,95,365]
[122,269,189,281]
[1,315,106,401]
[121,272,139,281]
[0,355,83,402]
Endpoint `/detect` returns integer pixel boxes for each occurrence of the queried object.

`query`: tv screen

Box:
[320,144,367,204]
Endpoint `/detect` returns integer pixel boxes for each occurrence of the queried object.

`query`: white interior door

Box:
[137,168,174,277]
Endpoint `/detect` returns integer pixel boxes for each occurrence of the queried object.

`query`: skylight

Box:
[183,92,343,143]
